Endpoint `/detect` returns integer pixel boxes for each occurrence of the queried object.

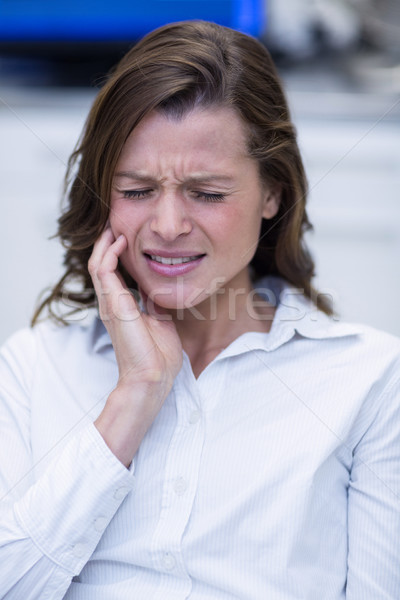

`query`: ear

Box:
[261,183,281,220]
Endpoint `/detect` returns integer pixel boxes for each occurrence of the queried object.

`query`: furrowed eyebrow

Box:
[184,174,235,185]
[113,171,235,184]
[113,171,153,181]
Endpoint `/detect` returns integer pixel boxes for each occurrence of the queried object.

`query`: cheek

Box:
[119,251,136,276]
[221,205,262,240]
[109,201,142,238]
[109,215,120,238]
[206,204,243,231]
[109,200,123,236]
[230,209,264,263]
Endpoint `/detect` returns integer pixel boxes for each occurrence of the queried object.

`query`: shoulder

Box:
[0,315,107,377]
[347,321,400,354]
[301,316,400,360]
[0,327,39,395]
[294,302,400,405]
[342,323,400,391]
[33,315,105,355]
[256,275,400,385]
[296,303,400,387]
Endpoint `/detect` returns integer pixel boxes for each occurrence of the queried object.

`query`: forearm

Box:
[0,424,135,599]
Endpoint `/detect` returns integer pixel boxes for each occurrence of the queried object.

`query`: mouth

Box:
[146,253,205,265]
[143,251,206,277]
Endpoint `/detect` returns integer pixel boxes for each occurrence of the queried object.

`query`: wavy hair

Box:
[32,20,332,324]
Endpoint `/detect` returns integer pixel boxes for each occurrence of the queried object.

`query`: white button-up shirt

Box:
[0,278,399,599]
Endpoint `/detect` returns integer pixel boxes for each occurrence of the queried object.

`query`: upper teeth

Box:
[150,255,200,265]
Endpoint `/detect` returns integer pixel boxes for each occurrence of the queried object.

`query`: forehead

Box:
[116,106,251,170]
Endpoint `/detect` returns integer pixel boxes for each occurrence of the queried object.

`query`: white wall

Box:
[0,90,93,344]
[295,99,400,335]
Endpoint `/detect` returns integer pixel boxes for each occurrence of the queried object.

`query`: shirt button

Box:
[94,517,108,532]
[173,477,188,496]
[163,552,176,570]
[114,486,130,500]
[72,543,87,558]
[188,410,201,424]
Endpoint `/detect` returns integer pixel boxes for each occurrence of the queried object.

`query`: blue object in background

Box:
[0,0,266,41]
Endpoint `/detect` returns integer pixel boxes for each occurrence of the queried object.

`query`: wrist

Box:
[95,385,163,468]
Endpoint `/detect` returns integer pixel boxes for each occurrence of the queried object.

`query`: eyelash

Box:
[193,192,226,203]
[122,190,152,199]
[121,190,226,203]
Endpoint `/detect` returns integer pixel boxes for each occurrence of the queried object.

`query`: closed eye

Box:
[122,189,153,199]
[193,191,226,203]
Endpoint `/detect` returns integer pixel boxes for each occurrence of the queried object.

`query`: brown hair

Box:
[32,20,332,324]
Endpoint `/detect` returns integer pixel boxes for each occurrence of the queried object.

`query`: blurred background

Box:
[0,0,399,344]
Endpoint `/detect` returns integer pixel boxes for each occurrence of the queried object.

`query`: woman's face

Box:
[109,106,280,311]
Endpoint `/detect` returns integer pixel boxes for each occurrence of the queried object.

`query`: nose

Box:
[149,193,192,241]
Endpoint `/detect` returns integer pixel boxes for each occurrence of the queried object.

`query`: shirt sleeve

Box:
[346,363,400,598]
[0,330,135,600]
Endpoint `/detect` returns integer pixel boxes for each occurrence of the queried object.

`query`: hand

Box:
[88,226,183,465]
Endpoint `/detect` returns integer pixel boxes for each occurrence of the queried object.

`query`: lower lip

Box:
[144,254,205,277]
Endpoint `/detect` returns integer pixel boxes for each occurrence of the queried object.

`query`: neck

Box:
[166,271,275,377]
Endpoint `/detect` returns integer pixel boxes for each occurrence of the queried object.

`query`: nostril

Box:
[150,214,192,239]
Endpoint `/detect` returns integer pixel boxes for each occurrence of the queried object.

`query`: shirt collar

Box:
[213,277,362,360]
[92,277,362,355]
[92,317,112,354]
[252,276,362,347]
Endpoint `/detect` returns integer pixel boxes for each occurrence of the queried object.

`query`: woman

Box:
[0,20,399,599]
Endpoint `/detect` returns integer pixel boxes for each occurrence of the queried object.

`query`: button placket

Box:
[113,485,130,500]
[173,477,188,496]
[72,542,87,558]
[94,516,108,532]
[150,374,204,580]
[188,409,201,425]
[162,551,177,571]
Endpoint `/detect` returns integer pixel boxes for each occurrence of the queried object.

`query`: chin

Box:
[143,282,211,313]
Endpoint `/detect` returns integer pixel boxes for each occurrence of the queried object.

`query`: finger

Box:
[88,227,116,278]
[89,233,127,318]
[89,232,125,287]
[95,234,127,289]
